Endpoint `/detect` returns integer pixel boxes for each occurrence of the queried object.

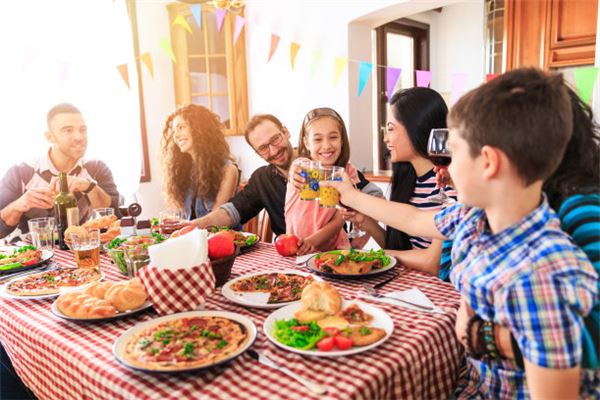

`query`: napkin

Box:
[295,253,317,265]
[359,288,445,314]
[148,229,208,268]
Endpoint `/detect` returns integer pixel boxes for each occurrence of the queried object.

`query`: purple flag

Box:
[451,72,468,105]
[216,9,226,32]
[191,4,201,28]
[386,67,401,100]
[233,15,245,45]
[416,70,432,88]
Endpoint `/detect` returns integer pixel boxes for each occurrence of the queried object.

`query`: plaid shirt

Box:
[435,197,599,399]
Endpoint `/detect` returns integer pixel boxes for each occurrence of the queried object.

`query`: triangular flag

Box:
[290,42,301,70]
[357,62,373,96]
[333,56,347,87]
[486,73,499,82]
[310,51,323,78]
[173,15,192,34]
[139,52,154,78]
[416,70,432,88]
[233,15,245,45]
[386,67,402,100]
[574,67,598,105]
[191,4,202,28]
[159,37,177,63]
[450,72,468,105]
[216,9,226,32]
[268,34,280,63]
[117,64,130,89]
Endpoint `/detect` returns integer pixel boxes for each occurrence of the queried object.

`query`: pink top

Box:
[285,159,360,251]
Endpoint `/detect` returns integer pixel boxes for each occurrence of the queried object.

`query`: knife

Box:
[373,272,400,289]
[247,349,327,395]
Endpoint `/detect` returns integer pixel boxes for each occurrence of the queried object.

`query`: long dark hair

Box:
[385,88,449,250]
[544,86,600,210]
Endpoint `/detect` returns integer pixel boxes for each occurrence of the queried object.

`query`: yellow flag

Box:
[290,42,301,70]
[333,56,347,87]
[139,52,154,78]
[173,15,192,34]
[159,37,177,63]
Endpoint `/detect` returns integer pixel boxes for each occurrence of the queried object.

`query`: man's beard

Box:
[267,146,292,169]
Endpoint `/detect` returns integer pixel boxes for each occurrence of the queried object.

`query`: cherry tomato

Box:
[316,337,334,351]
[22,259,37,266]
[333,335,353,350]
[324,327,340,337]
[291,325,309,332]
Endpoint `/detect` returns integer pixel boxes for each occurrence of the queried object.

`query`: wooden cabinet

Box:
[167,3,249,135]
[504,0,598,70]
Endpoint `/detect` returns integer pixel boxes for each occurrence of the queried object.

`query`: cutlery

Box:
[362,285,434,311]
[373,272,400,289]
[246,349,327,395]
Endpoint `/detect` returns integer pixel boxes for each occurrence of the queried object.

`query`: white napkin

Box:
[359,288,445,314]
[148,228,208,269]
[295,253,317,265]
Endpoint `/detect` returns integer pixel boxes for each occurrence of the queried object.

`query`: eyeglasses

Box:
[302,107,343,127]
[255,132,284,156]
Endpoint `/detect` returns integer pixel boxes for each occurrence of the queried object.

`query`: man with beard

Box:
[0,103,119,239]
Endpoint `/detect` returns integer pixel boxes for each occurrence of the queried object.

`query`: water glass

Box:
[319,166,344,208]
[28,217,55,250]
[159,209,183,235]
[123,244,151,279]
[298,159,321,200]
[69,228,101,270]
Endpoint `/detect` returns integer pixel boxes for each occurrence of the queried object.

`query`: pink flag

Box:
[386,67,401,100]
[415,70,431,88]
[268,34,280,63]
[233,15,245,45]
[486,73,499,82]
[216,9,226,32]
[451,72,468,105]
[117,64,130,89]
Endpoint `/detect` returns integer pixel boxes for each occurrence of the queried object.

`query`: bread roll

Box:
[300,282,342,315]
[56,292,117,318]
[84,281,115,299]
[105,278,147,312]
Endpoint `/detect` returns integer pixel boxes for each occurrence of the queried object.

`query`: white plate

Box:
[0,246,54,275]
[113,310,257,373]
[306,252,397,279]
[0,269,103,300]
[263,300,394,357]
[221,270,322,309]
[51,300,153,322]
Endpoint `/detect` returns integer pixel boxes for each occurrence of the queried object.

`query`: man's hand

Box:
[14,187,56,212]
[49,175,90,194]
[455,297,475,348]
[296,238,317,256]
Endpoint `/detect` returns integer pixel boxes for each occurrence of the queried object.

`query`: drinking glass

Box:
[28,217,55,250]
[92,208,115,220]
[159,209,183,235]
[123,244,151,279]
[318,166,344,208]
[342,186,366,239]
[69,228,101,270]
[298,159,321,201]
[427,128,453,204]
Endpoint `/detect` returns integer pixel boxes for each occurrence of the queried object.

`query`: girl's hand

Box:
[289,163,305,192]
[433,166,453,189]
[296,238,317,256]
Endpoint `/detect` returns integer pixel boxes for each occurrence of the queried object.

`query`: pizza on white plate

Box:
[6,268,101,296]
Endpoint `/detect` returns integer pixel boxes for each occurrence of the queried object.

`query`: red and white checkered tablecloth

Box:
[0,243,463,400]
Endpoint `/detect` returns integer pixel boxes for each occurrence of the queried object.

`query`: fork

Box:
[362,284,434,311]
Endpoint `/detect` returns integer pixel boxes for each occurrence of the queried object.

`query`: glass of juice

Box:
[298,159,321,200]
[69,228,101,270]
[318,166,344,208]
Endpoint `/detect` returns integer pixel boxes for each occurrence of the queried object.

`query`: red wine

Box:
[430,155,451,167]
[119,207,129,217]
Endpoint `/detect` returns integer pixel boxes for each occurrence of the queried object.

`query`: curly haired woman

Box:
[160,104,240,221]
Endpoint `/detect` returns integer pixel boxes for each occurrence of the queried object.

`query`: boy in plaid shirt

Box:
[322,68,598,398]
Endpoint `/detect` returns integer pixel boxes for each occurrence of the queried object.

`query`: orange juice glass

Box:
[298,160,321,200]
[318,166,344,208]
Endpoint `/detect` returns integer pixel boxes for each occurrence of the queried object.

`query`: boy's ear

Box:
[480,145,501,180]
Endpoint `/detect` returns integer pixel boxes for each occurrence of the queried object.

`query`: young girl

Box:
[285,107,373,254]
[160,105,239,220]
[343,88,456,275]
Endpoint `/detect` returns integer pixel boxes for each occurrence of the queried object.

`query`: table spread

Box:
[0,243,462,400]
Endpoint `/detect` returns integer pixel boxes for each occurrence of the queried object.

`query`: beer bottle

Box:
[54,172,78,250]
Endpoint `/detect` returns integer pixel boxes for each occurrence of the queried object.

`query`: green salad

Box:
[273,319,326,350]
[314,249,391,267]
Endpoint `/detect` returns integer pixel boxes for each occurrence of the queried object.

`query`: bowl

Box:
[210,246,240,287]
[107,247,128,275]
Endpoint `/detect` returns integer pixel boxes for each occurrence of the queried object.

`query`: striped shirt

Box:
[407,169,457,249]
[435,197,598,398]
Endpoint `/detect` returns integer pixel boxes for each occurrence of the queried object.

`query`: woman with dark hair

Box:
[345,88,456,273]
[160,104,239,220]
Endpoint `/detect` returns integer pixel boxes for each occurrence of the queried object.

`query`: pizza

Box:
[6,268,101,296]
[123,316,248,371]
[230,273,314,304]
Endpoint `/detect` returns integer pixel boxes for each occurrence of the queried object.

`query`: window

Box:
[167,3,249,135]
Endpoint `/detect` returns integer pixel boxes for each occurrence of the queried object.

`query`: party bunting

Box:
[191,4,202,28]
[233,15,245,45]
[574,67,598,105]
[386,67,401,101]
[117,64,130,89]
[450,72,468,105]
[159,37,177,63]
[139,52,154,78]
[290,42,301,70]
[333,56,347,87]
[416,70,431,88]
[357,62,373,96]
[216,9,227,32]
[486,73,499,82]
[173,15,192,34]
[310,51,323,78]
[268,34,280,63]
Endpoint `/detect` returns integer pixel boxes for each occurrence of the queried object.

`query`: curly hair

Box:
[160,104,233,209]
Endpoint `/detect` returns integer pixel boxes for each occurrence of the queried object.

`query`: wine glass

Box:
[427,128,452,204]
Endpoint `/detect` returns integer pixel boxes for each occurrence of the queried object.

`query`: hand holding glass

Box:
[427,129,452,204]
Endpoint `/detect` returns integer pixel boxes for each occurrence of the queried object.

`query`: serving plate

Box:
[221,270,321,309]
[51,300,153,322]
[0,246,54,275]
[263,300,394,357]
[113,310,257,373]
[306,252,397,279]
[238,232,260,254]
[0,268,103,300]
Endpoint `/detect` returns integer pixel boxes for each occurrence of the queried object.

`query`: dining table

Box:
[0,242,463,400]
